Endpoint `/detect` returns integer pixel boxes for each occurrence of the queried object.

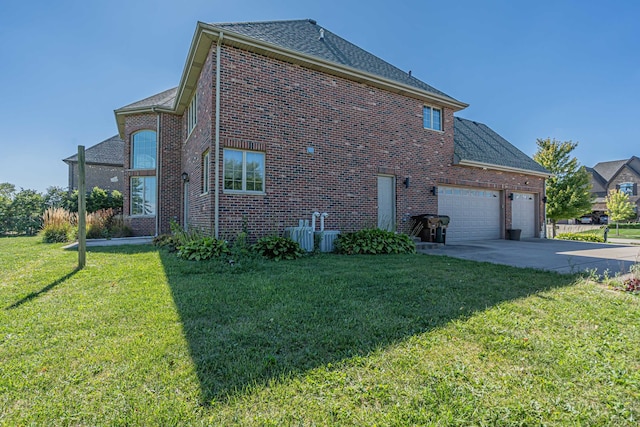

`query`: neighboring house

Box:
[63,135,124,193]
[586,156,640,221]
[114,19,549,241]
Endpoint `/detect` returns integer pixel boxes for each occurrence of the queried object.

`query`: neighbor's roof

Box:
[63,135,124,166]
[116,19,467,135]
[592,157,640,182]
[585,166,608,194]
[453,117,550,176]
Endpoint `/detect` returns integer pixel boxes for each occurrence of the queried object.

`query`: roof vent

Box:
[319,28,325,40]
[308,19,317,25]
[408,70,412,76]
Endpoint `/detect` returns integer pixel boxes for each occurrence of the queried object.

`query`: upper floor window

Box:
[223,149,265,193]
[202,149,210,194]
[619,182,636,196]
[132,130,156,169]
[423,106,442,131]
[187,92,197,135]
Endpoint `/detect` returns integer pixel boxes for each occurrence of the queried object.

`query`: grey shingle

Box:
[118,87,178,111]
[453,117,548,174]
[213,19,459,102]
[63,135,124,166]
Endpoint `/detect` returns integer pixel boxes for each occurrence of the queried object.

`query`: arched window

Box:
[132,130,156,169]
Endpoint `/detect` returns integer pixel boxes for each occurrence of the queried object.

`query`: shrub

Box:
[335,228,416,255]
[177,237,230,261]
[40,208,73,243]
[108,215,133,238]
[153,234,180,252]
[556,232,604,243]
[252,236,304,261]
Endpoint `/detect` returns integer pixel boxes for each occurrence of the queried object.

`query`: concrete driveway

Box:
[423,239,640,276]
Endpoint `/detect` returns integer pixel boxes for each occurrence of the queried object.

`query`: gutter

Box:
[153,107,160,237]
[456,159,552,178]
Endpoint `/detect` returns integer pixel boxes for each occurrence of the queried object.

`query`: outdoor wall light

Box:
[404,177,410,188]
[508,193,514,200]
[181,172,189,182]
[542,196,548,203]
[430,186,438,196]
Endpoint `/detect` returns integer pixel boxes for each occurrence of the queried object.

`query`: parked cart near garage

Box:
[410,214,450,244]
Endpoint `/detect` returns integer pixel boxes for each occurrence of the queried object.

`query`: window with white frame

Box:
[202,149,210,194]
[423,106,442,131]
[187,92,197,135]
[131,176,156,216]
[132,130,156,169]
[223,149,265,193]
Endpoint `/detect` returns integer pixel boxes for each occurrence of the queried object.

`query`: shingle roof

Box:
[592,159,629,182]
[453,117,548,174]
[63,135,124,166]
[214,19,458,102]
[585,166,607,194]
[118,87,178,111]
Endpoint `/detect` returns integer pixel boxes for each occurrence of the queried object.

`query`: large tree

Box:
[533,138,592,238]
[605,189,636,235]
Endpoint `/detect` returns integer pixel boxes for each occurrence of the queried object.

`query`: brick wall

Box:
[607,166,640,219]
[124,42,546,239]
[68,163,124,193]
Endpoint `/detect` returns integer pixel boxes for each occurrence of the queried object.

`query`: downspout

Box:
[153,107,160,237]
[214,33,223,238]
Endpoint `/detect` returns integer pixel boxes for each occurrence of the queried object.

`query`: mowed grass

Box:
[1,237,639,426]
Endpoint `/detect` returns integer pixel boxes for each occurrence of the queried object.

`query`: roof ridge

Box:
[210,18,316,26]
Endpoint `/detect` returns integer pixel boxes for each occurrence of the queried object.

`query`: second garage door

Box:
[438,186,501,242]
[511,192,536,238]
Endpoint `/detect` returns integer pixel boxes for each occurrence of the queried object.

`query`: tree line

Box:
[0,184,123,236]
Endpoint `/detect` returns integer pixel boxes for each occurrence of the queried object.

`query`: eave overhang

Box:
[456,159,552,178]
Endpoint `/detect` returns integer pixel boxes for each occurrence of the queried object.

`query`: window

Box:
[202,149,210,194]
[423,106,442,131]
[132,130,156,169]
[131,176,156,216]
[223,149,265,193]
[619,182,635,196]
[187,92,197,135]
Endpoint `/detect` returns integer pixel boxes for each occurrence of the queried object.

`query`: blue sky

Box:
[1,0,638,193]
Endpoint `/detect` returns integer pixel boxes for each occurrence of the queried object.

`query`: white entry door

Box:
[438,186,501,242]
[377,175,396,231]
[512,192,536,238]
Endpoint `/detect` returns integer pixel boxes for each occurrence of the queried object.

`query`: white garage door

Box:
[511,192,536,238]
[438,186,501,242]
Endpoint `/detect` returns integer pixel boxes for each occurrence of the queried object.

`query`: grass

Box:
[1,237,639,425]
[574,223,640,240]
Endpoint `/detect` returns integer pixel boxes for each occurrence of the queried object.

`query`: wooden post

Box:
[78,145,86,269]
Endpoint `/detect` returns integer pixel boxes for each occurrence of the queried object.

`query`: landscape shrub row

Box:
[40,207,132,243]
[556,232,604,243]
[154,225,416,262]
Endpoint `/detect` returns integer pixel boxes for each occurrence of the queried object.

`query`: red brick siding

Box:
[67,163,124,193]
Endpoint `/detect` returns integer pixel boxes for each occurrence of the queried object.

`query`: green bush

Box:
[556,232,604,243]
[252,236,304,261]
[335,228,416,255]
[41,223,73,243]
[152,234,180,252]
[177,236,230,261]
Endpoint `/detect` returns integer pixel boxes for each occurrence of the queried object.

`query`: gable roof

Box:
[63,135,124,166]
[585,166,608,194]
[213,19,453,99]
[453,117,549,177]
[116,19,468,136]
[592,156,640,182]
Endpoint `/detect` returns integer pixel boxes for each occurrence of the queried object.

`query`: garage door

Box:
[511,192,536,238]
[438,186,501,242]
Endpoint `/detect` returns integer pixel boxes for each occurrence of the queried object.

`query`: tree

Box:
[605,189,636,235]
[0,183,16,234]
[43,186,67,209]
[533,138,592,238]
[9,189,45,235]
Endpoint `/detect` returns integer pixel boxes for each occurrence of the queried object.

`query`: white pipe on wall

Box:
[320,212,328,231]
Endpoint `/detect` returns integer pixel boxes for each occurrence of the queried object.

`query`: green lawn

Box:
[1,237,639,425]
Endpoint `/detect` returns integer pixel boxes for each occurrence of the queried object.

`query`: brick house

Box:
[586,157,640,222]
[114,19,549,241]
[63,135,124,192]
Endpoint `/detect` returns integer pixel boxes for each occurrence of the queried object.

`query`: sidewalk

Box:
[63,236,153,249]
[606,237,640,245]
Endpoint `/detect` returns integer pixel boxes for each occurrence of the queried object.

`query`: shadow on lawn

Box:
[149,248,579,405]
[5,269,79,310]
